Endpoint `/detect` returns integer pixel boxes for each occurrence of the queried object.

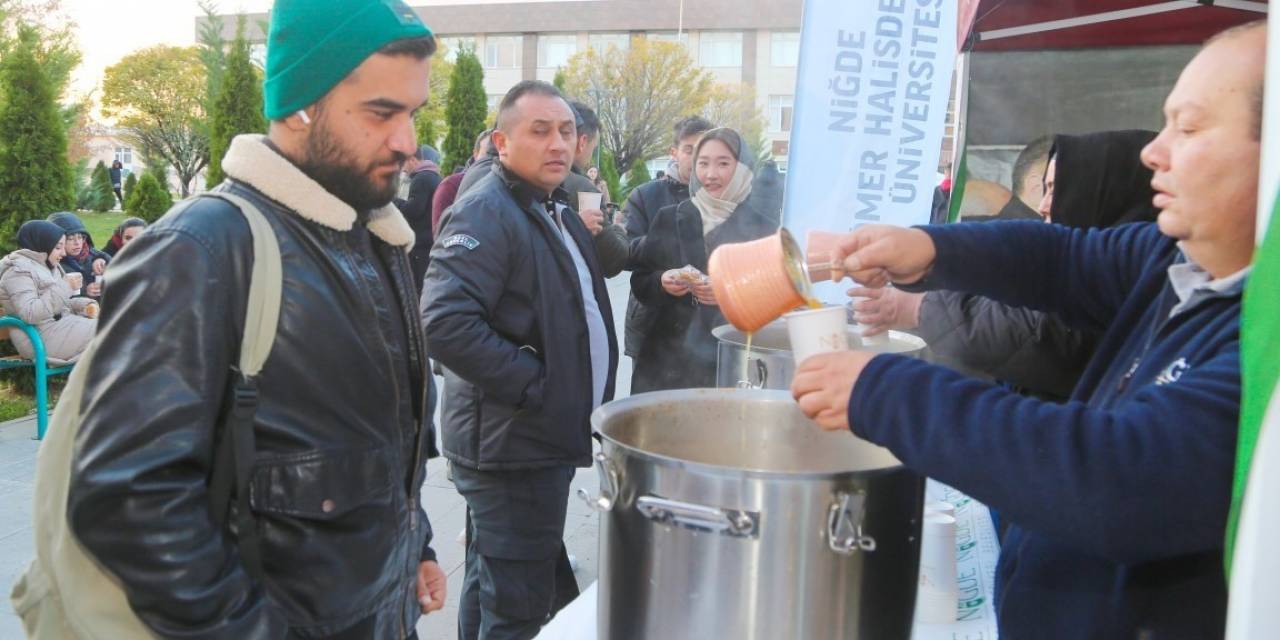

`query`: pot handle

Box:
[576,452,619,512]
[735,358,769,390]
[636,495,759,539]
[828,492,877,554]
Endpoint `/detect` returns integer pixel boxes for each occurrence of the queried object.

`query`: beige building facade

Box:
[203,0,805,171]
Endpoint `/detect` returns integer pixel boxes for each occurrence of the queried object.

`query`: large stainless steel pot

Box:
[583,389,923,639]
[714,321,927,390]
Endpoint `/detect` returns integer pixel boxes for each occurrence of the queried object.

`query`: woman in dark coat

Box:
[46,211,111,300]
[852,129,1159,400]
[104,218,147,257]
[630,128,779,393]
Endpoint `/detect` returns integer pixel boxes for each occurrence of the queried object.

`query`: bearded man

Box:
[65,1,447,636]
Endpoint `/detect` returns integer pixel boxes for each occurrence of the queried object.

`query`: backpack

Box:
[9,191,282,639]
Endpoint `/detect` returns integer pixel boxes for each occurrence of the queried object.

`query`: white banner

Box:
[1226,10,1279,638]
[783,0,958,302]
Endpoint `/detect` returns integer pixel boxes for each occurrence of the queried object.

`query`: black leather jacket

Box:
[424,162,618,470]
[67,163,438,639]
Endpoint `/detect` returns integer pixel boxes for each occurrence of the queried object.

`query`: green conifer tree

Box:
[126,173,174,223]
[87,161,116,212]
[206,20,265,187]
[626,161,652,194]
[599,148,624,205]
[415,110,438,149]
[0,27,74,251]
[122,172,138,204]
[441,49,487,174]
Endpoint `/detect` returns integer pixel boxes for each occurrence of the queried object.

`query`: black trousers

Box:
[452,465,579,640]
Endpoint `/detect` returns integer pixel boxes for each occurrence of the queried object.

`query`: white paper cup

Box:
[925,500,955,518]
[784,306,850,364]
[916,511,959,624]
[915,585,960,625]
[578,191,603,212]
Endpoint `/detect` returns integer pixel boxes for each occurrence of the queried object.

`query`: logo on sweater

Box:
[1155,358,1191,386]
[443,234,480,251]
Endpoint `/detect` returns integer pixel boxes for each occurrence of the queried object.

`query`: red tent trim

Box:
[969,0,1267,51]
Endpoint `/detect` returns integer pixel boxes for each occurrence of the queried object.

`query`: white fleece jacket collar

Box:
[221,134,415,250]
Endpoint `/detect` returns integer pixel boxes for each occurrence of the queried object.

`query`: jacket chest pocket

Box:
[250,447,396,520]
[247,447,406,622]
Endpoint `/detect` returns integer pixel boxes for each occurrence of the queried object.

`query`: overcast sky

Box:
[64,0,579,102]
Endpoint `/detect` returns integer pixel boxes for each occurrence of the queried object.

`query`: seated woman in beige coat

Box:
[0,220,97,364]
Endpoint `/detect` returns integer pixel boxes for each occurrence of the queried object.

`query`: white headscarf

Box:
[692,161,754,236]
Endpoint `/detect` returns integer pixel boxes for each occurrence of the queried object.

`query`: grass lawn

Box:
[0,383,34,422]
[0,367,67,423]
[77,210,128,247]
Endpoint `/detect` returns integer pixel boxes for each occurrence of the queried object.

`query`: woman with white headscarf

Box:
[629,127,779,393]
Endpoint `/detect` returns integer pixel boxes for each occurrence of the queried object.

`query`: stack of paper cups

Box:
[915,509,959,624]
[925,500,955,519]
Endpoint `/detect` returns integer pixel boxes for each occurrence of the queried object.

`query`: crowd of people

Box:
[0,213,145,364]
[11,0,1267,638]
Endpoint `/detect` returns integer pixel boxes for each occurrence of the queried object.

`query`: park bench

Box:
[0,316,75,440]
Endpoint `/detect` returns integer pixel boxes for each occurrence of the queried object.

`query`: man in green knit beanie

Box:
[64,1,447,638]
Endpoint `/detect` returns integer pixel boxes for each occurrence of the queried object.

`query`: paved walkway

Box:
[0,275,633,639]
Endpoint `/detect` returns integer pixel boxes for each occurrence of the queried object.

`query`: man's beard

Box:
[296,116,407,213]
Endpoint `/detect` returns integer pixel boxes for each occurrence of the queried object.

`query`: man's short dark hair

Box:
[673,116,715,146]
[1011,136,1053,198]
[495,80,570,133]
[377,35,438,59]
[569,101,601,140]
[474,128,494,155]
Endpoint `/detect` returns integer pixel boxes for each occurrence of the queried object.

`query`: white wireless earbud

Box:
[296,110,311,125]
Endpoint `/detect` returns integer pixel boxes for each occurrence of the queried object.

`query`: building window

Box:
[769,95,794,133]
[114,147,133,165]
[440,36,477,62]
[646,157,669,177]
[484,35,522,69]
[588,33,630,54]
[537,34,578,68]
[648,31,690,48]
[487,94,503,112]
[699,32,743,67]
[249,44,267,69]
[771,32,800,67]
[772,140,791,162]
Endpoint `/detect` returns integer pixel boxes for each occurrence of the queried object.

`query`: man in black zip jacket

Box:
[423,80,618,640]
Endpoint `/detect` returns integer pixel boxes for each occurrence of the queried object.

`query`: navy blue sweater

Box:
[851,222,1241,639]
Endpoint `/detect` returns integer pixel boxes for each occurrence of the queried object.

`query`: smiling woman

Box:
[629,126,781,393]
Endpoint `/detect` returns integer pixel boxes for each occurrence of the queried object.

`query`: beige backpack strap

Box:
[196,190,283,581]
[198,191,282,375]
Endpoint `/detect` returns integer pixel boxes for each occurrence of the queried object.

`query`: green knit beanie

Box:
[263,0,433,120]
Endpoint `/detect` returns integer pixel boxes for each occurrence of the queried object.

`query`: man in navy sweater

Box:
[793,21,1265,639]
